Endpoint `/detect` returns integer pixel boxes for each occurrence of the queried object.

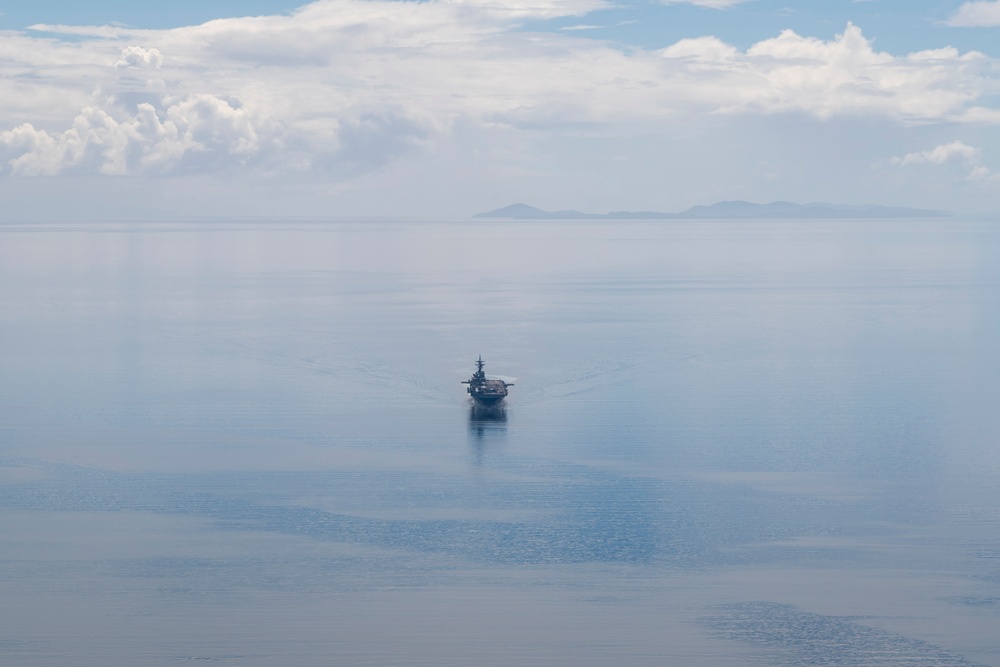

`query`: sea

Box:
[1,218,999,666]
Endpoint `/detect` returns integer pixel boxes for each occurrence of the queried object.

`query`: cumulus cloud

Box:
[947,1,1000,27]
[886,140,1000,185]
[116,46,163,70]
[447,0,610,19]
[889,140,979,166]
[659,0,747,7]
[0,95,259,176]
[653,23,996,122]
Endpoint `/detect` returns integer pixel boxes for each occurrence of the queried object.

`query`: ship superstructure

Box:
[462,356,513,407]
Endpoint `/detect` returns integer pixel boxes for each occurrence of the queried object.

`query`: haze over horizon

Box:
[2,0,1000,219]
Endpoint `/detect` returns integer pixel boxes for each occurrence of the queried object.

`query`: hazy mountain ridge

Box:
[475,201,951,220]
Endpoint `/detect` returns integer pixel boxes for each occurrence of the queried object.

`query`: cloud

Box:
[889,140,979,166]
[658,0,748,7]
[947,1,1000,27]
[968,165,1000,182]
[886,140,1000,185]
[0,90,436,178]
[116,46,163,70]
[451,0,611,19]
[657,23,995,122]
[2,3,1000,183]
[27,23,138,38]
[305,109,430,176]
[661,36,739,62]
[0,95,260,176]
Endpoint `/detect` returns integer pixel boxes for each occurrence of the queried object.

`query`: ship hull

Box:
[471,394,506,408]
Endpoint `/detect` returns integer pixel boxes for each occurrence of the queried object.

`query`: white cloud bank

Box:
[2,95,258,176]
[2,2,999,181]
[947,1,1000,27]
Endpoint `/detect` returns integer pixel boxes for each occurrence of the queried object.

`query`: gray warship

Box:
[462,356,513,407]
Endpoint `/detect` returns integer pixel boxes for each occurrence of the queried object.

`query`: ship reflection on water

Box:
[468,405,507,462]
[469,405,507,426]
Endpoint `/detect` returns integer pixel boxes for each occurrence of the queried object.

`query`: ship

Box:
[462,356,513,408]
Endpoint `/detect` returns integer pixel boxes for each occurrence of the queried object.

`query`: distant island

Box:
[475,201,951,220]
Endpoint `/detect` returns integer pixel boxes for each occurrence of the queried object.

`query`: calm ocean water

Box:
[1,219,999,666]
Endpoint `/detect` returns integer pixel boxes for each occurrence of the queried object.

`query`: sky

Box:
[2,0,1000,218]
